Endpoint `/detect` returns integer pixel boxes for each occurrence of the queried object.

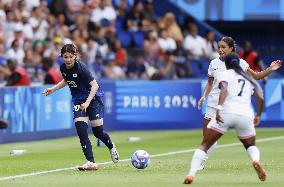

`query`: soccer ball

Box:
[131,150,150,169]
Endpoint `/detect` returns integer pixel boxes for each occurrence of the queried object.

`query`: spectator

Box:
[21,11,34,39]
[157,29,176,52]
[0,43,9,81]
[30,7,49,40]
[143,0,154,22]
[92,51,104,79]
[125,0,145,31]
[65,0,84,24]
[6,39,25,65]
[114,39,128,68]
[155,50,178,80]
[103,53,126,79]
[42,57,62,84]
[90,0,116,28]
[127,53,148,79]
[174,41,193,78]
[159,12,183,43]
[6,58,30,86]
[31,41,44,66]
[239,41,264,72]
[24,0,40,11]
[183,22,207,59]
[204,31,219,60]
[143,30,159,63]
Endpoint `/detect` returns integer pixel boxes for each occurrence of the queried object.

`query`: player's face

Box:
[62,52,76,69]
[218,41,233,58]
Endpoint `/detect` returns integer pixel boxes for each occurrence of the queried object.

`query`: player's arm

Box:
[252,89,264,126]
[85,80,99,105]
[43,79,67,95]
[198,76,214,110]
[80,79,99,112]
[246,60,281,80]
[216,81,228,123]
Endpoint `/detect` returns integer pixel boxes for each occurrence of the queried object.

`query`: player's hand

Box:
[42,88,54,96]
[216,111,224,124]
[80,102,90,112]
[198,96,205,110]
[254,116,261,126]
[270,60,282,71]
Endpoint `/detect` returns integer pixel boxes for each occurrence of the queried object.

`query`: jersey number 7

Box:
[237,79,245,96]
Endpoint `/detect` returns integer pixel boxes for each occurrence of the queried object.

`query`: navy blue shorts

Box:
[72,96,104,120]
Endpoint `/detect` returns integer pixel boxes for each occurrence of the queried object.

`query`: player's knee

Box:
[240,136,255,149]
[75,121,88,137]
[92,125,104,138]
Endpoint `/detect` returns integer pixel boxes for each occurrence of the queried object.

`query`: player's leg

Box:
[199,107,218,170]
[90,119,119,163]
[184,119,225,184]
[237,116,266,181]
[74,117,97,170]
[73,103,97,170]
[88,99,119,163]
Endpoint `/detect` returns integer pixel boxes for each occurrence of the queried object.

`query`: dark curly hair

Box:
[60,43,79,57]
[221,36,236,52]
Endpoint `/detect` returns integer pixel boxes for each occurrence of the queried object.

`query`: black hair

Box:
[7,58,18,70]
[224,53,262,96]
[42,57,54,71]
[221,36,236,52]
[60,43,79,57]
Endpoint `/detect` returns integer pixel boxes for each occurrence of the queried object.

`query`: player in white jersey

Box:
[184,53,266,184]
[197,36,281,169]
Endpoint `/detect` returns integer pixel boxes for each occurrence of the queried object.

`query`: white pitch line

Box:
[0,135,283,182]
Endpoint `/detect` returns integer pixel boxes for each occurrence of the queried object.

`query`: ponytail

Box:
[224,53,263,97]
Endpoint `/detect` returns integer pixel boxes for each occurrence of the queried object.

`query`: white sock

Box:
[188,149,207,177]
[246,146,260,162]
[204,141,217,160]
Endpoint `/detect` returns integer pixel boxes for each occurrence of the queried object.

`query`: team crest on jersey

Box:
[73,74,77,77]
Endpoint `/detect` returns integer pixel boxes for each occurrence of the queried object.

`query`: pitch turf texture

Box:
[0,129,283,187]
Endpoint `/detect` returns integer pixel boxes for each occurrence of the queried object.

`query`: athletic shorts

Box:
[207,113,256,139]
[204,106,216,120]
[73,96,104,120]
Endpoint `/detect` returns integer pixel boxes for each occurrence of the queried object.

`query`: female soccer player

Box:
[43,44,119,170]
[184,53,266,184]
[197,36,281,169]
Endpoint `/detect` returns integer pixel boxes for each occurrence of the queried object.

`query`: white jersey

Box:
[216,69,255,118]
[207,57,249,108]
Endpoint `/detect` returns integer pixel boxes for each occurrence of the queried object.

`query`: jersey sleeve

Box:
[240,59,249,72]
[79,63,95,83]
[208,61,214,77]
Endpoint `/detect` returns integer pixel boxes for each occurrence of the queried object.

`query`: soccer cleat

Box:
[183,175,194,184]
[78,161,98,171]
[252,161,266,181]
[109,143,119,163]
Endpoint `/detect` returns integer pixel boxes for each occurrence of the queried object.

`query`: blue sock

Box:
[92,126,113,149]
[75,121,94,162]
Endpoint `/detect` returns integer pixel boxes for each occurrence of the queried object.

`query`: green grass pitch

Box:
[0,128,284,187]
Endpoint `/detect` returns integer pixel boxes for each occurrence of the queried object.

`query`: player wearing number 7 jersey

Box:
[196,36,281,170]
[43,43,119,170]
[184,53,266,184]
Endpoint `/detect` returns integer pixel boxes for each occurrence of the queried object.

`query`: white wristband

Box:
[216,105,223,110]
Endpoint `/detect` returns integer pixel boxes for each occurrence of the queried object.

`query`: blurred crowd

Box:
[0,0,259,86]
